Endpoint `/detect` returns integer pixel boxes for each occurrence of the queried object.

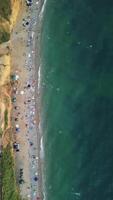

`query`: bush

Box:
[0,30,10,44]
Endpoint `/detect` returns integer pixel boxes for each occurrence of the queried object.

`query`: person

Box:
[34,176,38,181]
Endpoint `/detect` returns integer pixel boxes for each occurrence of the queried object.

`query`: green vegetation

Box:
[0,128,3,136]
[0,0,11,20]
[0,30,10,44]
[0,0,11,43]
[1,145,21,200]
[4,109,8,130]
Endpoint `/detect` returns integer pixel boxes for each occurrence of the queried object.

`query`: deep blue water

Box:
[40,0,113,199]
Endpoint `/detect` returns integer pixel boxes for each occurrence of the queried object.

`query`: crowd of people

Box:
[12,0,41,199]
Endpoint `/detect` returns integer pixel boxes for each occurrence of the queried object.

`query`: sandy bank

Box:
[0,0,22,144]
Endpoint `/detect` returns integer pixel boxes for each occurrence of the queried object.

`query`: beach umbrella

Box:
[16,124,19,128]
[20,90,24,95]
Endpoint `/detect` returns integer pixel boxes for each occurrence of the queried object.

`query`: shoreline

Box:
[33,0,44,198]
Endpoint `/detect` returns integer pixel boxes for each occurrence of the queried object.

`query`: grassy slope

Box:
[0,0,11,43]
[2,145,21,200]
[0,0,11,20]
[4,109,8,130]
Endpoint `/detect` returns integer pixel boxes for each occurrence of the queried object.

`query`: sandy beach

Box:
[10,0,43,199]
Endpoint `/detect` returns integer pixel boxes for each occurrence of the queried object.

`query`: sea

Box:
[40,0,113,199]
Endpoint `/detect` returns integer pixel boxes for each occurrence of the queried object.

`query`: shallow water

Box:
[40,0,113,199]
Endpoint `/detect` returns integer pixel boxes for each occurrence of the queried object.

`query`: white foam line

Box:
[40,135,44,159]
[39,120,47,199]
[39,0,47,19]
[38,65,41,94]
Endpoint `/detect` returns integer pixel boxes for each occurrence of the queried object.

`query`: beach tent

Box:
[28,53,31,58]
[12,97,16,102]
[26,0,33,6]
[15,75,19,80]
[11,74,19,81]
[33,192,36,196]
[15,125,20,132]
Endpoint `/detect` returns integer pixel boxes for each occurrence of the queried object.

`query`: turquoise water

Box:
[40,0,113,199]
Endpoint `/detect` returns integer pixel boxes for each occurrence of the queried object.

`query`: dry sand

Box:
[10,0,43,199]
